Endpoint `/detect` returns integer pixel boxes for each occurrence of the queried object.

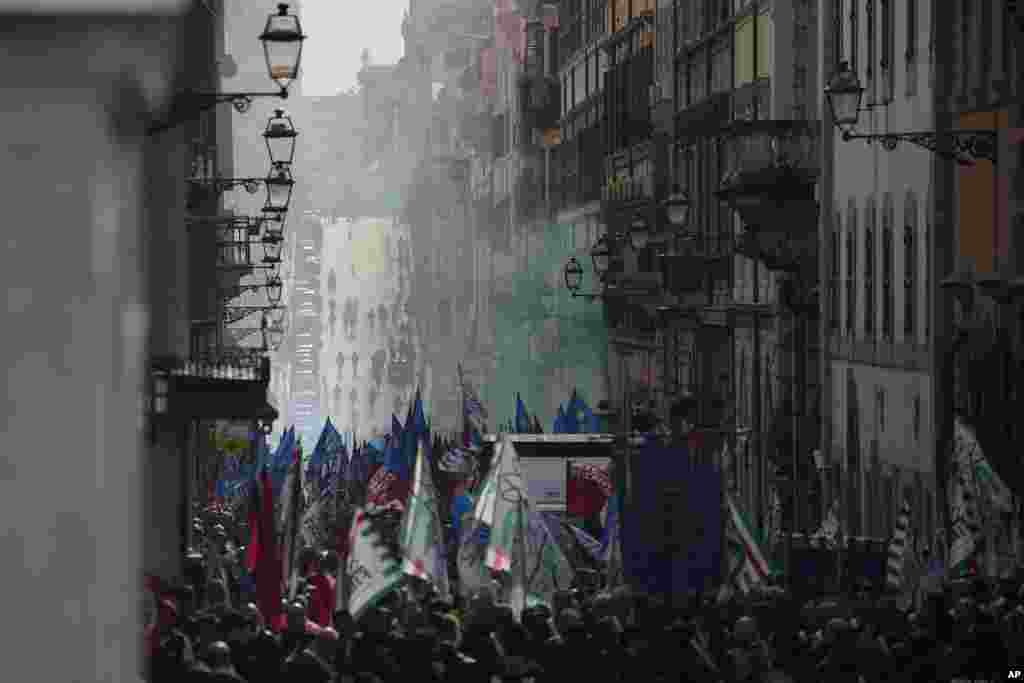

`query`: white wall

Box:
[1,15,180,679]
[830,0,934,475]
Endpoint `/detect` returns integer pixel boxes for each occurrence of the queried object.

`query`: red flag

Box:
[255,470,283,623]
[567,463,612,518]
[245,491,261,574]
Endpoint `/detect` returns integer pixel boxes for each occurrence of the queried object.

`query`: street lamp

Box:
[261,3,307,91]
[564,256,584,294]
[825,62,996,165]
[591,236,612,281]
[629,215,651,251]
[261,231,284,264]
[265,273,284,305]
[663,184,692,229]
[822,62,864,133]
[264,162,295,213]
[262,316,285,352]
[147,3,306,135]
[264,109,298,166]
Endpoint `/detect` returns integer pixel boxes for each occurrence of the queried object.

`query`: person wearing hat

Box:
[309,550,339,629]
[234,603,283,683]
[280,626,337,683]
[203,640,246,682]
[149,597,196,683]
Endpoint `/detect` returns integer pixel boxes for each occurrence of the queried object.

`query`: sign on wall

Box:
[520,458,566,510]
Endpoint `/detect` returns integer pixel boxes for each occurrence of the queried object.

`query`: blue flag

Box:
[553,404,566,434]
[514,393,530,433]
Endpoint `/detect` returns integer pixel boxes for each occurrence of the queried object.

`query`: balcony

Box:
[517,74,561,134]
[151,352,275,422]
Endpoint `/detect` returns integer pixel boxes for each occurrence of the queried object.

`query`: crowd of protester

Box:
[145,505,1023,682]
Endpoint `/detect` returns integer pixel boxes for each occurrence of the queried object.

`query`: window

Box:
[912,395,921,442]
[846,199,857,336]
[905,0,917,96]
[865,0,876,102]
[848,0,858,70]
[711,37,731,94]
[880,0,894,101]
[833,0,844,69]
[877,386,886,432]
[904,192,918,340]
[688,50,707,105]
[830,224,840,332]
[882,193,894,340]
[924,192,931,339]
[864,198,875,337]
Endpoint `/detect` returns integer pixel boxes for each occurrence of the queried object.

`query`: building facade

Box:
[822,0,936,541]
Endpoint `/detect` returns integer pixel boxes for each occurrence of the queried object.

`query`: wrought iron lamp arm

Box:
[219,283,269,300]
[223,306,281,326]
[839,128,997,165]
[192,177,271,194]
[148,88,289,136]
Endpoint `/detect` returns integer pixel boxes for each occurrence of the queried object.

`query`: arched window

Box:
[904,191,918,341]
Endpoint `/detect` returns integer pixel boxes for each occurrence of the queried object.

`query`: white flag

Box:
[473,438,573,614]
[346,506,403,621]
[399,438,450,600]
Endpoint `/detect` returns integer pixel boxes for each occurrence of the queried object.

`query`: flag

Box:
[474,437,574,614]
[553,404,566,434]
[252,469,283,622]
[766,485,782,550]
[459,364,488,448]
[271,427,296,496]
[599,492,625,589]
[723,492,773,595]
[367,415,414,512]
[949,418,983,572]
[308,419,345,498]
[515,394,530,433]
[347,447,370,507]
[455,492,492,598]
[399,437,451,600]
[345,506,403,621]
[440,446,476,476]
[567,524,604,562]
[279,445,305,599]
[567,462,613,518]
[886,497,912,589]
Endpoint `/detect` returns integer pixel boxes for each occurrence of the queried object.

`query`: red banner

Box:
[567,463,612,518]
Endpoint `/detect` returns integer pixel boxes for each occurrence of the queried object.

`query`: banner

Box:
[456,508,492,598]
[399,439,451,600]
[346,506,403,621]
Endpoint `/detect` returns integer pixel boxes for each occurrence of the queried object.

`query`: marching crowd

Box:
[144,505,1022,682]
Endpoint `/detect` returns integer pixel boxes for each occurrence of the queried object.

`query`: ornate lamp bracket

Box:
[841,129,997,166]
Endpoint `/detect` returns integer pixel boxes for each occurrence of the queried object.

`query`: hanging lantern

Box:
[563,256,584,294]
[264,162,294,213]
[260,3,306,92]
[264,108,298,165]
[265,274,284,305]
[261,231,284,263]
[590,236,611,281]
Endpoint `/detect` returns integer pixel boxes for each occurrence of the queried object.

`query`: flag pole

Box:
[516,494,528,619]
